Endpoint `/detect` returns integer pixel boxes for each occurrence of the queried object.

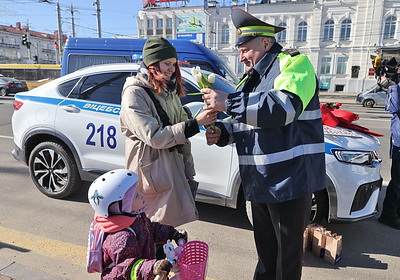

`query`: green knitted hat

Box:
[143,37,178,66]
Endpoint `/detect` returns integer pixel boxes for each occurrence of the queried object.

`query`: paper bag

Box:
[324,233,342,264]
[312,227,329,258]
[303,227,309,253]
[306,223,319,249]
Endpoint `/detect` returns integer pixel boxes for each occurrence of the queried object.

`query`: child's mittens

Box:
[169,229,188,244]
[153,259,172,276]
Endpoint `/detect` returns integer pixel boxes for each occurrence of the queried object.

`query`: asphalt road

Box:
[1,94,399,280]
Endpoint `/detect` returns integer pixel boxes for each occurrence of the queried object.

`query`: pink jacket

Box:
[101,215,173,280]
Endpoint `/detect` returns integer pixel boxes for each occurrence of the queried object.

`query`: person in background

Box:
[378,68,400,230]
[119,36,217,228]
[202,8,325,280]
[87,169,187,280]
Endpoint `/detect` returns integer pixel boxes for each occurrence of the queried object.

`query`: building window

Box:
[336,57,348,74]
[323,20,334,41]
[167,18,173,28]
[297,21,307,42]
[221,24,229,44]
[157,19,163,29]
[277,22,287,42]
[147,19,154,29]
[384,16,396,39]
[340,19,351,41]
[320,57,332,74]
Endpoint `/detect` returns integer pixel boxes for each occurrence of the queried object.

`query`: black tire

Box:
[309,189,329,224]
[363,99,375,108]
[0,88,7,96]
[28,141,82,198]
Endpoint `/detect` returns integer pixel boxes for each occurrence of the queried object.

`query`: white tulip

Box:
[195,66,201,72]
[207,73,215,84]
[195,73,202,83]
[190,67,198,76]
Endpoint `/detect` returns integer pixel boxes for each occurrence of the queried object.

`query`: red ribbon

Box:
[320,104,383,137]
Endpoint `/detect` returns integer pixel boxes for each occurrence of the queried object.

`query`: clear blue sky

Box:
[0,0,206,38]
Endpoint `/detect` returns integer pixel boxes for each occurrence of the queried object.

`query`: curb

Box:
[319,94,355,100]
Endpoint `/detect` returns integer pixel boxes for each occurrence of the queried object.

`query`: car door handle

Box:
[61,104,81,113]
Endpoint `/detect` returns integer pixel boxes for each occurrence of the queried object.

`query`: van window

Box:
[186,60,215,73]
[186,59,238,85]
[212,59,239,85]
[67,54,131,74]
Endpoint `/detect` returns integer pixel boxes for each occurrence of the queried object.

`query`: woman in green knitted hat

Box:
[120,36,217,230]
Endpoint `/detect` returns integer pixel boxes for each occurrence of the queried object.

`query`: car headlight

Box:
[332,149,381,166]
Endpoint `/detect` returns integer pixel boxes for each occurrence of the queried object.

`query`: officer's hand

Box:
[206,127,221,146]
[201,88,228,111]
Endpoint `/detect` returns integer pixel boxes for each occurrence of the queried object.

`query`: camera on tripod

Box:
[371,55,400,85]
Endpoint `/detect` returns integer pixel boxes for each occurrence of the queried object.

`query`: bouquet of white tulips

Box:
[190,66,216,89]
[189,66,216,131]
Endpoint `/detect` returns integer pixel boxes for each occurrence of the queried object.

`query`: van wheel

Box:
[363,99,375,108]
[28,141,82,198]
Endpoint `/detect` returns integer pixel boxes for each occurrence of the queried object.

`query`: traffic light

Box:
[22,34,28,45]
[21,34,31,49]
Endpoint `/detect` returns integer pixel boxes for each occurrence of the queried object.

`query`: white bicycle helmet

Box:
[88,169,140,217]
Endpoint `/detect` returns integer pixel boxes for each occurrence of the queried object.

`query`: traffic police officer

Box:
[202,8,326,280]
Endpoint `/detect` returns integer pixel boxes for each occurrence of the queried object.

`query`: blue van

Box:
[61,37,238,84]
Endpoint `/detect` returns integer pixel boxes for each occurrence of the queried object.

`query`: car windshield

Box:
[366,84,380,92]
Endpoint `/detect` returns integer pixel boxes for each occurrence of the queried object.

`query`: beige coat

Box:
[120,74,198,227]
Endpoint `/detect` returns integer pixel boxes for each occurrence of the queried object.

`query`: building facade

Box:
[137,0,400,93]
[0,22,60,64]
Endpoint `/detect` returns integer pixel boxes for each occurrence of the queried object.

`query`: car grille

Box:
[350,178,382,212]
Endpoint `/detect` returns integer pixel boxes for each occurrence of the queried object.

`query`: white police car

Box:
[12,63,382,223]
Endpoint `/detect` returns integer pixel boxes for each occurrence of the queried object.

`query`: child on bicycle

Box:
[87,169,187,280]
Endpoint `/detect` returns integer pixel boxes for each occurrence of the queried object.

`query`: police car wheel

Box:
[309,189,329,224]
[28,141,82,198]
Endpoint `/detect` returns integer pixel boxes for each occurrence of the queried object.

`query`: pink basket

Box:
[178,241,209,280]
